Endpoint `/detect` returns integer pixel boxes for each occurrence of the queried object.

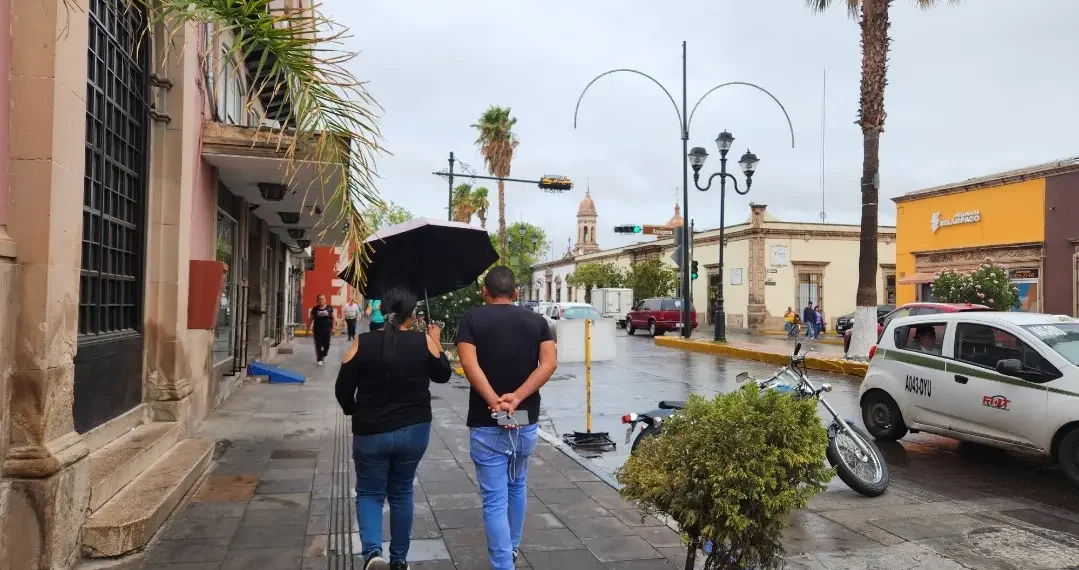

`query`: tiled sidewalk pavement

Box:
[140,340,687,570]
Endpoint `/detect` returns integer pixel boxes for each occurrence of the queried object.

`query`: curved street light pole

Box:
[574,42,795,339]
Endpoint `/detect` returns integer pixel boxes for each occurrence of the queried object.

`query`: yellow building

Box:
[893,157,1079,315]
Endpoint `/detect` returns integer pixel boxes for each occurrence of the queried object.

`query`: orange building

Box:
[894,158,1079,315]
[300,245,354,331]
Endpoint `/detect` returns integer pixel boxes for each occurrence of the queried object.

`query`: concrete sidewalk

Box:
[138,342,686,570]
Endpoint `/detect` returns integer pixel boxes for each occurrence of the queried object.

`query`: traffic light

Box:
[691,260,699,280]
[613,224,643,234]
[538,175,573,191]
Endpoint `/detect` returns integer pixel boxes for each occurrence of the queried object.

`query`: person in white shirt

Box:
[343,298,361,341]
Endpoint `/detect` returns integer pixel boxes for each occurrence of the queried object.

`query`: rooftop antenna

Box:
[819,65,828,224]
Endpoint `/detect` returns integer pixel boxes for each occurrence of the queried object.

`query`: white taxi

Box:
[859,311,1079,484]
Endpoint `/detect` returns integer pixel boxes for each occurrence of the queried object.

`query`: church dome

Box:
[666,203,684,228]
[577,191,596,216]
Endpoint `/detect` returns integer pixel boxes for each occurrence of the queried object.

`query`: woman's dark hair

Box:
[380,288,418,364]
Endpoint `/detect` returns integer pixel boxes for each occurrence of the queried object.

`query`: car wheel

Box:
[626,322,636,335]
[648,321,659,337]
[861,391,908,441]
[1058,428,1079,485]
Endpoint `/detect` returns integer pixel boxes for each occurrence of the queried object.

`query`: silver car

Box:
[541,302,602,342]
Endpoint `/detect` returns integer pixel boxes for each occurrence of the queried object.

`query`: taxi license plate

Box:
[625,426,634,444]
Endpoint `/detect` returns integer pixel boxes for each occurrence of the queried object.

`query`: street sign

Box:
[642,225,674,236]
[669,250,681,265]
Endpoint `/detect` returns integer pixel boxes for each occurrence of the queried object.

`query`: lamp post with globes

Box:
[688,131,760,342]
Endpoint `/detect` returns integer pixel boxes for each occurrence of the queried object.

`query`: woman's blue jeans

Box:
[470,424,539,570]
[353,422,431,562]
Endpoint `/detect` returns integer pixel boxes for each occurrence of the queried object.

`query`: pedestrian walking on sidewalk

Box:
[814,307,824,340]
[367,298,385,331]
[802,302,816,340]
[307,294,334,366]
[344,298,361,340]
[335,288,452,570]
[456,267,558,570]
[784,307,796,338]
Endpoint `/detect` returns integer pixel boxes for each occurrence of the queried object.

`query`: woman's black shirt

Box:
[334,330,452,435]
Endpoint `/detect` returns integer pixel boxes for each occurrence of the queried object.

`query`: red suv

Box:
[626,298,698,337]
[842,301,991,352]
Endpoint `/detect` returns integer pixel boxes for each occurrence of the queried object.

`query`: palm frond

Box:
[144,0,385,288]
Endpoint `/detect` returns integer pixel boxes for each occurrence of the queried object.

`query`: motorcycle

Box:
[621,343,890,497]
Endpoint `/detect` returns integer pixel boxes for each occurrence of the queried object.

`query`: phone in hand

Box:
[495,410,530,426]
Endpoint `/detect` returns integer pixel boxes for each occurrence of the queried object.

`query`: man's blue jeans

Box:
[470,424,539,570]
[353,422,431,562]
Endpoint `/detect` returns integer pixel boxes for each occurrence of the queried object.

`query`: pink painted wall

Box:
[0,0,11,226]
[188,23,216,261]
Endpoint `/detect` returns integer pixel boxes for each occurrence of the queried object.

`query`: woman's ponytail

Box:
[379,288,417,364]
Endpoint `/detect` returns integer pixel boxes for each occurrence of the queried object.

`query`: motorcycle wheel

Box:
[631,425,662,454]
[826,422,889,497]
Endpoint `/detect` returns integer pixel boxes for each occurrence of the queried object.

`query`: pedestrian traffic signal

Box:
[613,225,643,234]
[691,260,699,280]
[538,175,573,191]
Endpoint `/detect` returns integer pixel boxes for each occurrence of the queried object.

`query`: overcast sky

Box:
[330,0,1079,260]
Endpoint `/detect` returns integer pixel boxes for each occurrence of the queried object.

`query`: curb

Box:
[654,337,868,378]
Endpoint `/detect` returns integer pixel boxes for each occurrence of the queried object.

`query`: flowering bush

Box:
[420,281,484,343]
[930,259,1020,311]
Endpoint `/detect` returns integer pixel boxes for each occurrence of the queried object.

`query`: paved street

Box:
[138,329,1079,570]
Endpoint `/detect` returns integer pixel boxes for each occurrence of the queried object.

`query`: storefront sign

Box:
[930,210,980,233]
[1010,269,1039,280]
[730,268,743,285]
[770,244,789,266]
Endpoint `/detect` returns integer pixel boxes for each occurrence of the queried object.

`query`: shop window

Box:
[220,47,245,126]
[885,275,896,304]
[1010,268,1040,312]
[213,209,238,363]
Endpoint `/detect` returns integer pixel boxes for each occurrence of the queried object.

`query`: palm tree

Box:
[472,106,519,263]
[452,184,477,223]
[806,0,955,359]
[451,184,491,228]
[472,186,490,229]
[108,0,387,287]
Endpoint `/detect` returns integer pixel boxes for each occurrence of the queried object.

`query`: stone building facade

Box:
[0,0,337,567]
[532,198,897,332]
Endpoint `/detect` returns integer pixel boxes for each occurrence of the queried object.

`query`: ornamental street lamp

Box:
[573,42,793,338]
[689,131,760,342]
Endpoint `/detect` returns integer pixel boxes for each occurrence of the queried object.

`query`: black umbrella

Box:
[338,217,498,301]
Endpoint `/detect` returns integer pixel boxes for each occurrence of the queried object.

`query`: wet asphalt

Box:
[539,333,1079,514]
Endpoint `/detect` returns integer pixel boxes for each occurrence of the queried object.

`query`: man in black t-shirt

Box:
[455,267,557,570]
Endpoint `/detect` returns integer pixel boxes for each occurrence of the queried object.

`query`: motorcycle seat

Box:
[658,400,686,410]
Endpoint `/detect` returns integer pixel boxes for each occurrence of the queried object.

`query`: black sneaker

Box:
[364,553,389,570]
[390,562,410,570]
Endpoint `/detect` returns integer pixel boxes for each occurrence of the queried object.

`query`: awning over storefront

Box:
[899,272,937,285]
[201,122,349,249]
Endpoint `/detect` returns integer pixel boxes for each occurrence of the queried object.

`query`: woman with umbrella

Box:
[335,288,451,570]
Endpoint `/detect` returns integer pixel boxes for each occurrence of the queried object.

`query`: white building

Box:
[531,195,897,332]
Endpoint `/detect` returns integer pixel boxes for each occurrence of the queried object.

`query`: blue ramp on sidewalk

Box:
[248,361,306,384]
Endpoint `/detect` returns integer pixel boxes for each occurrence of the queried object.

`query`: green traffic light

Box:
[633,225,642,233]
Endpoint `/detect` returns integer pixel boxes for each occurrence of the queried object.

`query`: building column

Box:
[2,1,92,567]
[746,204,768,331]
[143,22,200,430]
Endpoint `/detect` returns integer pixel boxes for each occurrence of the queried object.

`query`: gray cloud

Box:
[333,0,1079,255]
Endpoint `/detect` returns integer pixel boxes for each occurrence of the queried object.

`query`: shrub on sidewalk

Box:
[421,281,484,344]
[930,259,1019,310]
[615,387,834,570]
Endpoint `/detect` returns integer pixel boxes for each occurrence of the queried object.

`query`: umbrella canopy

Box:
[339,217,498,300]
